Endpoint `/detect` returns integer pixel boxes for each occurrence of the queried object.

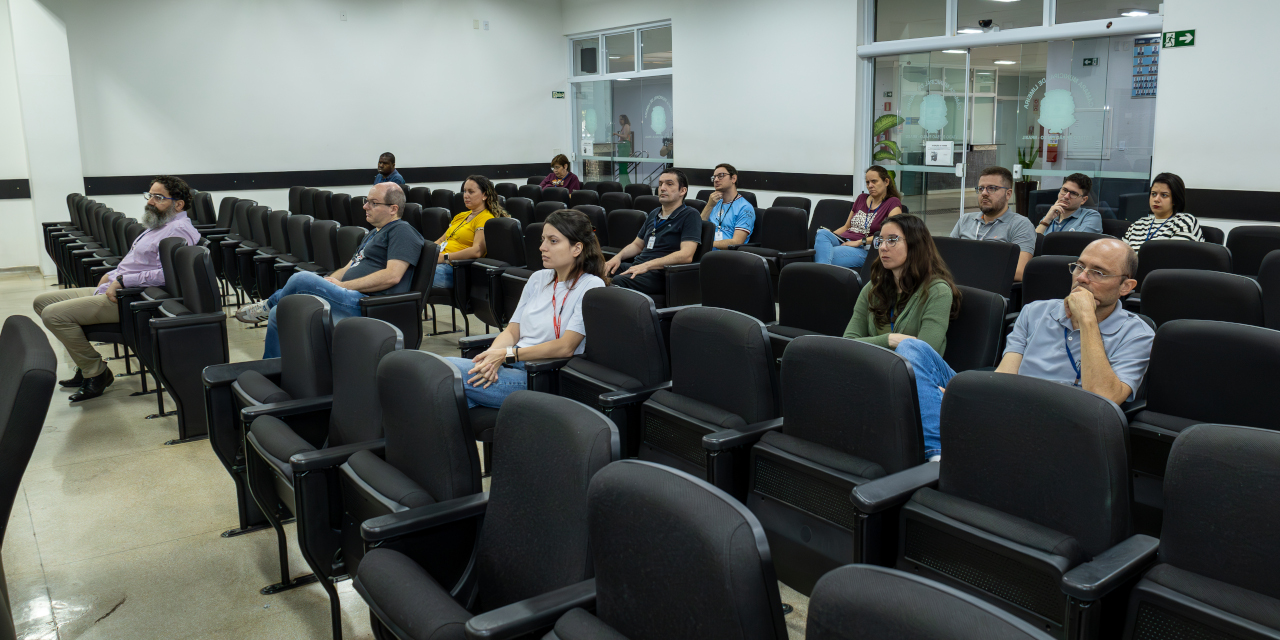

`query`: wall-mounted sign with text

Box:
[552,91,566,99]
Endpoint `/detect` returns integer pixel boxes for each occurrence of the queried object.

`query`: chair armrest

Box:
[235,246,259,255]
[662,262,701,273]
[149,312,226,330]
[850,462,940,515]
[447,258,477,269]
[655,304,700,321]
[240,395,334,422]
[1061,534,1159,601]
[524,357,571,373]
[358,292,422,309]
[202,358,283,388]
[1122,400,1147,421]
[290,439,385,473]
[253,253,281,263]
[464,579,598,640]
[776,249,817,261]
[702,417,785,452]
[730,242,762,249]
[597,380,673,409]
[129,298,169,313]
[361,493,490,543]
[459,334,500,352]
[197,227,232,236]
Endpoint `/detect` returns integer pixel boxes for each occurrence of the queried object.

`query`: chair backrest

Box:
[582,181,601,192]
[1200,225,1225,245]
[172,246,222,314]
[194,191,216,225]
[156,237,187,299]
[246,206,272,246]
[309,220,341,272]
[1020,255,1075,307]
[1101,218,1131,239]
[604,209,646,249]
[1226,225,1280,276]
[518,184,542,202]
[810,199,854,246]
[670,307,778,424]
[623,183,650,198]
[696,189,713,202]
[1026,189,1058,215]
[504,197,534,227]
[483,218,525,266]
[1145,319,1280,429]
[474,391,617,610]
[421,207,450,241]
[783,336,922,474]
[693,220,717,262]
[398,202,423,238]
[310,189,331,221]
[599,191,633,214]
[351,195,373,230]
[329,192,352,227]
[756,206,807,251]
[939,371,1131,557]
[450,192,466,215]
[493,183,518,200]
[933,237,1020,298]
[942,285,1005,372]
[1135,240,1233,290]
[587,460,788,640]
[0,316,56,543]
[407,186,431,207]
[807,565,1056,640]
[1261,250,1280,331]
[1118,193,1149,221]
[1141,269,1264,327]
[1160,424,1280,601]
[571,204,608,243]
[738,191,758,208]
[231,199,255,237]
[534,201,566,224]
[634,194,660,212]
[597,181,624,194]
[405,241,442,296]
[772,196,812,214]
[580,287,670,386]
[700,251,775,323]
[522,223,544,271]
[429,189,453,210]
[336,226,368,267]
[109,214,129,255]
[569,189,599,208]
[288,186,304,215]
[124,222,146,248]
[542,186,570,204]
[776,262,861,335]
[328,317,402,447]
[219,196,239,227]
[286,215,313,262]
[684,198,706,211]
[275,294,334,399]
[266,210,290,253]
[1040,231,1110,257]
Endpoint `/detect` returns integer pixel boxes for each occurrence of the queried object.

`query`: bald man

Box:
[893,238,1154,459]
[234,182,425,358]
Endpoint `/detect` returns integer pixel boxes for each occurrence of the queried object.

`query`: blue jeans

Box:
[814,228,870,268]
[263,271,366,358]
[894,338,956,459]
[434,263,455,289]
[444,357,527,409]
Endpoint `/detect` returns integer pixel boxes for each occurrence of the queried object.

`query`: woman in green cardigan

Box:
[843,214,960,459]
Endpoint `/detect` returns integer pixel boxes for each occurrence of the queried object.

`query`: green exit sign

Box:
[1082,58,1099,66]
[551,91,565,99]
[1163,29,1195,48]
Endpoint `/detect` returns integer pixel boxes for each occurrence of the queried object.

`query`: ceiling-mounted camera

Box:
[978,19,993,27]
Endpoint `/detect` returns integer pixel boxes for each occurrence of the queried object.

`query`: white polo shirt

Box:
[509,269,606,355]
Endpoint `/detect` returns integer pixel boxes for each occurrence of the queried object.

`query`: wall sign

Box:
[552,91,565,99]
[925,141,954,166]
[1132,36,1159,98]
[1162,29,1195,48]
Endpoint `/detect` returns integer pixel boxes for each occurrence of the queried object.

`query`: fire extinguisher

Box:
[1044,126,1059,163]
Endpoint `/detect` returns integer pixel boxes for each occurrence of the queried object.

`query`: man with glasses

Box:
[700,163,754,250]
[949,166,1036,281]
[234,182,424,358]
[33,176,201,402]
[1035,173,1103,236]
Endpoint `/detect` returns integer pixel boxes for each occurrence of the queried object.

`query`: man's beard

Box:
[142,203,174,230]
[978,199,1002,215]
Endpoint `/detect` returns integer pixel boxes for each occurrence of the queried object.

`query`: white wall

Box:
[0,0,39,270]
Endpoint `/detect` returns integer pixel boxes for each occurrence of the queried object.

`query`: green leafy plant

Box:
[872,114,905,164]
[1016,142,1040,183]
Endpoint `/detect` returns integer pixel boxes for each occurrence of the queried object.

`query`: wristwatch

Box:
[116,275,124,287]
[504,346,516,364]
[443,253,450,263]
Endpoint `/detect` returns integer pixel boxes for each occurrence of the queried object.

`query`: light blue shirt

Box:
[709,195,755,249]
[1042,207,1103,235]
[1004,299,1154,402]
[950,209,1037,255]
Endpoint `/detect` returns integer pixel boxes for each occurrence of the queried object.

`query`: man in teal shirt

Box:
[700,163,754,250]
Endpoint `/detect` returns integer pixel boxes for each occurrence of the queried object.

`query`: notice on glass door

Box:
[925,141,954,166]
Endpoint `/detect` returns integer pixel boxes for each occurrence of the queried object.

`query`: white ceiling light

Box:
[994,60,1017,64]
[616,77,631,81]
[942,49,966,54]
[609,55,621,59]
[991,0,1021,2]
[957,28,983,34]
[1120,9,1150,16]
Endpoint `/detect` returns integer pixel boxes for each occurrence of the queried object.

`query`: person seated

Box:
[949,166,1036,281]
[433,175,509,288]
[1122,172,1203,250]
[1035,172,1103,235]
[899,238,1154,461]
[373,152,405,187]
[605,168,701,295]
[539,153,582,192]
[815,165,903,268]
[842,214,960,459]
[234,182,425,358]
[33,176,202,401]
[446,209,607,407]
[700,162,754,250]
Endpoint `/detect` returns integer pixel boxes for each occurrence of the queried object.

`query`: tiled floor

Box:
[1,269,811,639]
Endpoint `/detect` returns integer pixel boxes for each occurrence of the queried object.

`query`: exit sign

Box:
[1163,29,1195,48]
[551,91,565,99]
[1082,58,1099,66]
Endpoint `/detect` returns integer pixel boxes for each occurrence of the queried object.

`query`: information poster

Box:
[1132,37,1159,98]
[925,141,954,166]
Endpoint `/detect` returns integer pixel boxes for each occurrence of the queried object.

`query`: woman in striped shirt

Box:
[1122,172,1203,250]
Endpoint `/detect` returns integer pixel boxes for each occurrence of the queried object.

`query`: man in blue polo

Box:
[374,152,405,188]
[1035,172,1104,236]
[700,162,754,250]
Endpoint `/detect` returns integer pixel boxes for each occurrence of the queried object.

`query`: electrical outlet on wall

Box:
[473,19,479,29]
[340,11,346,21]
[483,20,489,30]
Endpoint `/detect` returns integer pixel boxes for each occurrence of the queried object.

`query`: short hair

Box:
[551,153,570,168]
[1122,242,1138,279]
[379,152,395,163]
[382,182,406,215]
[714,163,737,177]
[1150,172,1186,214]
[1064,173,1092,197]
[660,167,689,193]
[150,175,192,212]
[980,166,1013,188]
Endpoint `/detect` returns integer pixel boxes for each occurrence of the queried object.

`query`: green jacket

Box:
[843,278,954,355]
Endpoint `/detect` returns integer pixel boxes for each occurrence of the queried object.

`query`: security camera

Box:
[978,19,993,28]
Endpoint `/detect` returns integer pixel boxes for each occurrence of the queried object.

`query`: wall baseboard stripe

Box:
[1186,189,1279,222]
[0,179,32,200]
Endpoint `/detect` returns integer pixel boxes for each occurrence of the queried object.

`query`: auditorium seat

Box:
[933,236,1020,299]
[772,195,812,214]
[582,181,601,192]
[1118,193,1149,221]
[287,186,304,215]
[1200,224,1225,245]
[694,250,774,324]
[943,285,1006,372]
[696,189,713,202]
[809,199,854,246]
[429,188,453,211]
[518,184,542,202]
[767,262,861,357]
[526,175,542,185]
[1126,239,1233,313]
[569,189,599,208]
[328,192,352,227]
[420,206,450,241]
[248,210,291,299]
[735,206,813,280]
[1101,218,1132,239]
[407,185,431,208]
[597,180,624,194]
[623,182,650,198]
[1139,269,1264,327]
[311,189,332,222]
[504,196,533,227]
[266,214,313,292]
[122,237,188,417]
[1040,231,1110,257]
[534,200,566,223]
[450,191,466,215]
[359,241,440,350]
[396,202,423,240]
[233,206,278,301]
[465,218,523,331]
[216,199,257,305]
[634,194,659,212]
[599,191,633,215]
[297,188,316,219]
[684,197,706,211]
[623,219,715,309]
[1226,225,1280,276]
[1261,250,1280,330]
[542,186,571,204]
[335,225,367,268]
[1017,255,1075,309]
[294,220,341,276]
[601,209,645,258]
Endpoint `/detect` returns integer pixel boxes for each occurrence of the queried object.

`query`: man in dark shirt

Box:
[606,168,701,295]
[235,182,425,357]
[374,152,406,187]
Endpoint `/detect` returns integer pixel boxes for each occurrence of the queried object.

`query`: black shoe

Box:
[69,369,114,402]
[59,368,84,388]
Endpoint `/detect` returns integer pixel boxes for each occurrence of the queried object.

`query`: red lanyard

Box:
[551,279,572,339]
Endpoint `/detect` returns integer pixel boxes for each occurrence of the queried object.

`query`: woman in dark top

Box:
[814,165,903,268]
[540,153,582,191]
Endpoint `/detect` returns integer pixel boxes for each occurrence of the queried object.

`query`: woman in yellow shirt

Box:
[434,174,508,287]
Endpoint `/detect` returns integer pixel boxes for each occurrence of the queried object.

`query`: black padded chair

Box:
[582,181,600,192]
[420,206,450,242]
[242,317,401,599]
[943,285,1006,372]
[493,182,518,200]
[896,371,1156,638]
[933,236,1020,299]
[1101,218,1132,239]
[1126,240,1233,313]
[622,182,650,198]
[633,194,659,212]
[0,316,56,640]
[311,189,333,222]
[684,198,706,211]
[808,565,1057,640]
[503,197,533,228]
[572,204,608,244]
[534,200,566,223]
[808,199,855,244]
[1261,250,1280,330]
[354,391,618,640]
[699,250,775,323]
[287,187,304,214]
[1117,194,1149,221]
[1019,255,1076,309]
[696,189,714,202]
[735,206,812,277]
[1041,231,1110,257]
[398,202,423,239]
[766,262,861,357]
[569,189,598,208]
[773,196,812,214]
[1226,225,1280,276]
[601,209,646,256]
[407,186,431,208]
[1200,225,1225,245]
[1121,424,1280,640]
[541,186,570,204]
[297,188,316,218]
[451,192,467,215]
[525,176,542,185]
[518,184,542,202]
[1139,269,1264,328]
[464,218,524,330]
[429,189,454,211]
[201,294,333,539]
[252,209,293,299]
[123,237,188,416]
[335,226,367,269]
[359,241,441,350]
[596,180,623,194]
[216,199,257,303]
[511,459,788,640]
[329,192,352,227]
[293,218,340,276]
[600,191,633,214]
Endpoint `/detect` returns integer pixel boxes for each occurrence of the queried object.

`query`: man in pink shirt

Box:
[33,176,201,402]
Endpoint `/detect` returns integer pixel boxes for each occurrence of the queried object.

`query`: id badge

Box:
[646,234,656,250]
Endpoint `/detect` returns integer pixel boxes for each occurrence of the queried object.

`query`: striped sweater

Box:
[1121,213,1204,251]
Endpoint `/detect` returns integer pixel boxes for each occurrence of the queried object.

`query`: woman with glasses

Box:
[1122,172,1203,251]
[433,175,509,288]
[1035,173,1103,235]
[843,214,961,460]
[539,154,581,192]
[814,166,903,268]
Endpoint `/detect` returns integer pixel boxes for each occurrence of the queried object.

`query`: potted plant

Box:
[1014,142,1040,215]
[872,114,907,189]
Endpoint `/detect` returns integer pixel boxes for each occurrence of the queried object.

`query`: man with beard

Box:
[33,176,201,402]
[605,167,701,295]
[949,166,1036,281]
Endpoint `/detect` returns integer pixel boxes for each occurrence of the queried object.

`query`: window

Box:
[876,0,946,42]
[572,37,599,76]
[605,32,636,74]
[956,0,1045,34]
[640,26,672,70]
[1056,0,1160,24]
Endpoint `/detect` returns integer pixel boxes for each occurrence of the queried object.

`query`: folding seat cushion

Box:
[230,295,332,407]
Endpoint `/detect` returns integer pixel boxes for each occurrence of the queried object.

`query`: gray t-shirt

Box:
[950,209,1037,254]
[342,219,425,295]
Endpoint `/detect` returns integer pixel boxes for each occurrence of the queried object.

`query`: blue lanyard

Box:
[889,306,896,332]
[1048,218,1063,233]
[1063,327,1081,387]
[1145,217,1172,241]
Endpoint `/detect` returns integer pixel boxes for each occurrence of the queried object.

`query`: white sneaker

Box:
[928,455,942,463]
[234,300,270,324]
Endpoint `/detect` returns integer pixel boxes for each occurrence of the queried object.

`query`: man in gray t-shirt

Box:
[950,166,1037,281]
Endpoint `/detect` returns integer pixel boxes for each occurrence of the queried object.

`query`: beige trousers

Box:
[32,287,119,377]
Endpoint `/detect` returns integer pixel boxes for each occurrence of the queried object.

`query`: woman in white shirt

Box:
[446,209,608,408]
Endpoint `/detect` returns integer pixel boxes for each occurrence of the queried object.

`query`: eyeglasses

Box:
[711,173,731,181]
[366,200,389,208]
[142,192,175,202]
[1068,263,1126,281]
[974,186,1010,195]
[873,235,903,249]
[1059,186,1084,199]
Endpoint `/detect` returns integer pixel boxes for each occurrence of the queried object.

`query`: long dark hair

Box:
[867,165,903,201]
[865,214,960,326]
[544,209,610,286]
[1150,172,1186,214]
[463,174,508,218]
